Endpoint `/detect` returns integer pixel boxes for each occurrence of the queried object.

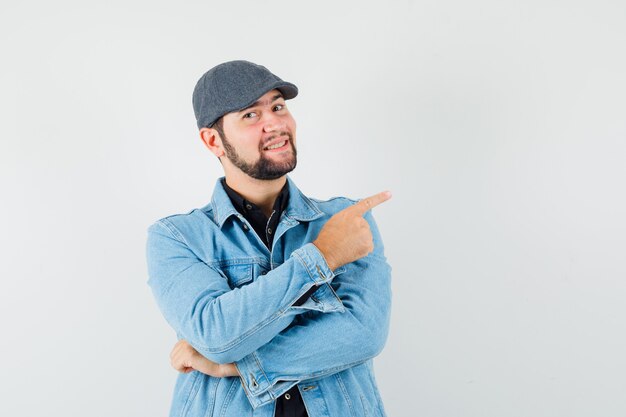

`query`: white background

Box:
[1,1,625,416]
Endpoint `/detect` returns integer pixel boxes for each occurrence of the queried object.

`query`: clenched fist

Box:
[313,191,391,270]
[170,340,239,377]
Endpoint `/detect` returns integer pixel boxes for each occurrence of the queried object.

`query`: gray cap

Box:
[192,60,298,129]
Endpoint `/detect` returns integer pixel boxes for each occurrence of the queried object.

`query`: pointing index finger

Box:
[349,191,392,216]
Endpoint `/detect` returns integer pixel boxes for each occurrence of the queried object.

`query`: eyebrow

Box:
[239,93,284,113]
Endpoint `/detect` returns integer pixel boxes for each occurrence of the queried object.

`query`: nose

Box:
[262,112,287,133]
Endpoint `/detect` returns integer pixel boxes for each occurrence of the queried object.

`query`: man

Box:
[146,60,392,417]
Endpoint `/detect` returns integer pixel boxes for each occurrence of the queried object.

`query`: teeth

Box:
[266,140,286,150]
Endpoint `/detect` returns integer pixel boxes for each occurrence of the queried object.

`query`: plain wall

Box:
[1,1,625,416]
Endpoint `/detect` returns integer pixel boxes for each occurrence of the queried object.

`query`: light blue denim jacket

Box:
[146,176,392,417]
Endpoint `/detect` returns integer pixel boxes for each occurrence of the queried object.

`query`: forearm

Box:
[147,221,344,364]
[234,211,391,406]
[236,255,392,404]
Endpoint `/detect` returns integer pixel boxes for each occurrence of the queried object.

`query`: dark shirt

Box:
[222,178,311,417]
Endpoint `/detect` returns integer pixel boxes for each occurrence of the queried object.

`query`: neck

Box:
[223,170,287,218]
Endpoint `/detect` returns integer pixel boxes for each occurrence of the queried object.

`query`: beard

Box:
[220,132,298,180]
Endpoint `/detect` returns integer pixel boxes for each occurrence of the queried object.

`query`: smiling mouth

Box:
[263,139,289,151]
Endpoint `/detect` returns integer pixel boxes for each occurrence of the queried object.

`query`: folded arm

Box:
[146,219,344,364]
[235,211,392,407]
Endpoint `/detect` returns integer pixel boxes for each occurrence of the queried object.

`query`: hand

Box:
[170,339,239,377]
[313,191,391,270]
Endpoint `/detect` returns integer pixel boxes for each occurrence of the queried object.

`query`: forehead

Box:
[240,89,283,110]
[221,89,284,123]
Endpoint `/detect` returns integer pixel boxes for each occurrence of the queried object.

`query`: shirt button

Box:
[245,204,253,210]
[267,228,273,234]
[284,393,291,400]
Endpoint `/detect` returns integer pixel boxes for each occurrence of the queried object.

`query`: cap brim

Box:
[206,80,299,127]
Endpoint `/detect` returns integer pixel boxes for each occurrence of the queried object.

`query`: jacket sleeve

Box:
[146,219,345,364]
[234,211,392,408]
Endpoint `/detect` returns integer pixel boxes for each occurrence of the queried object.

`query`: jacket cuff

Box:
[292,243,336,286]
[236,353,305,409]
[235,353,275,408]
[290,282,345,313]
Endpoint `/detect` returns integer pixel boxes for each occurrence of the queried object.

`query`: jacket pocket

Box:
[222,263,254,288]
[217,257,272,289]
[214,258,270,289]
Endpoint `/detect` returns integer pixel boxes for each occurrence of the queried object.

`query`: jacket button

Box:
[242,224,249,231]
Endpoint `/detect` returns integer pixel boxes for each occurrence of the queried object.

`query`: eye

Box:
[273,104,285,111]
[243,111,257,119]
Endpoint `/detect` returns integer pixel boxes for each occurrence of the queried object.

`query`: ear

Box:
[199,127,225,158]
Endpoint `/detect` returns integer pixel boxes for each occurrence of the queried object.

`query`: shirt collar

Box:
[221,178,289,216]
[209,175,324,228]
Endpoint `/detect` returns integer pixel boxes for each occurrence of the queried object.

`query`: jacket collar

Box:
[210,175,324,228]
